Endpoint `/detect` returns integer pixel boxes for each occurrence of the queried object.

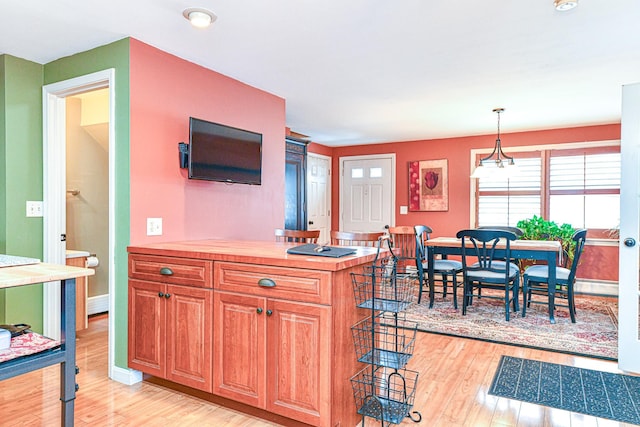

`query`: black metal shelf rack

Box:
[350,237,422,427]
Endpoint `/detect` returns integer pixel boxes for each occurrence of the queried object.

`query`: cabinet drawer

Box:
[215,262,331,304]
[129,254,213,288]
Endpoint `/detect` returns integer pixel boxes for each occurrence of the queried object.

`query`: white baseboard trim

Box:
[88,294,109,315]
[110,365,143,385]
[575,278,618,297]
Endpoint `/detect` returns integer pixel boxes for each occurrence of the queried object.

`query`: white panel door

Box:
[619,82,640,373]
[307,153,331,244]
[340,155,395,233]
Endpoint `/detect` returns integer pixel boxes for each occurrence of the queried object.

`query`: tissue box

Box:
[0,328,10,350]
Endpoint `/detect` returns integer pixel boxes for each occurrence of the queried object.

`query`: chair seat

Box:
[466,266,519,281]
[472,260,519,272]
[421,259,462,273]
[524,265,571,283]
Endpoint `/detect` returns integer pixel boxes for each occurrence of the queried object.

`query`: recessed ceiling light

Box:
[182,8,217,28]
[554,0,578,11]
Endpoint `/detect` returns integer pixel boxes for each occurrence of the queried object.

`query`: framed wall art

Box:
[409,159,448,211]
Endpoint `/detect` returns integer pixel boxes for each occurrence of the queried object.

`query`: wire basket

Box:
[351,313,417,370]
[351,366,419,425]
[351,258,416,312]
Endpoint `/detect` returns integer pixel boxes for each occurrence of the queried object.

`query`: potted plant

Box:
[516,215,577,267]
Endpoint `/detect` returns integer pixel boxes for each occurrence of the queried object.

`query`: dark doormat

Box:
[489,355,640,425]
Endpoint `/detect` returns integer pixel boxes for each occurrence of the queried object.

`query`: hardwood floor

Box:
[0,313,634,427]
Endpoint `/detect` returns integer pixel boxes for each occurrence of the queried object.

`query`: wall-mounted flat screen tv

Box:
[188,117,262,185]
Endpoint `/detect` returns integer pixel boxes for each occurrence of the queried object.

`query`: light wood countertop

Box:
[0,262,94,289]
[127,239,385,272]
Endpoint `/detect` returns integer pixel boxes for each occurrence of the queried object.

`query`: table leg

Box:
[547,254,557,324]
[428,247,435,308]
[60,278,77,427]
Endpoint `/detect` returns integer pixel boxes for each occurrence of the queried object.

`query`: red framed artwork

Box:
[409,159,448,211]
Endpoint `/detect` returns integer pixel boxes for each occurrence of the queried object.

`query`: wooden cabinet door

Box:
[128,279,165,377]
[266,299,332,426]
[165,284,213,393]
[213,292,267,408]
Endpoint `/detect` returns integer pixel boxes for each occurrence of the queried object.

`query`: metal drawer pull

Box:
[258,278,276,288]
[159,267,174,276]
[256,307,263,314]
[158,292,165,298]
[266,310,273,316]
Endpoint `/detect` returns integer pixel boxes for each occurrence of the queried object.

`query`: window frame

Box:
[470,140,621,239]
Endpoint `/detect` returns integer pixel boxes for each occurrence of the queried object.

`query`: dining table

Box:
[422,237,563,323]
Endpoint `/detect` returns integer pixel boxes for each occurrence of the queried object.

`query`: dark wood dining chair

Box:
[415,225,463,306]
[457,228,520,321]
[330,230,384,247]
[274,228,320,243]
[522,228,588,323]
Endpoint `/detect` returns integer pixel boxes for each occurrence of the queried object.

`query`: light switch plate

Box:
[400,205,408,215]
[147,218,163,236]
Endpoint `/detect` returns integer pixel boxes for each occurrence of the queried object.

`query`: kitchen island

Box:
[127,239,383,427]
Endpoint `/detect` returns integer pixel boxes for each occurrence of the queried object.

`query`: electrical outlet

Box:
[147,218,163,236]
[26,201,44,217]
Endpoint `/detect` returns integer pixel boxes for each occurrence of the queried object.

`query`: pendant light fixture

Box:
[471,108,517,179]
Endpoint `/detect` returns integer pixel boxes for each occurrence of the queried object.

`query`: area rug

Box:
[489,355,640,424]
[403,293,618,360]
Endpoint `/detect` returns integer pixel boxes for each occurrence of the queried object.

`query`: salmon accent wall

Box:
[129,39,286,244]
[311,123,621,282]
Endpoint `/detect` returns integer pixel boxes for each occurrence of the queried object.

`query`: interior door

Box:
[307,153,331,243]
[619,82,640,373]
[340,155,395,232]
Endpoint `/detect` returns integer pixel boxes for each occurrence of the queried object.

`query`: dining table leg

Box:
[427,247,435,308]
[547,252,557,324]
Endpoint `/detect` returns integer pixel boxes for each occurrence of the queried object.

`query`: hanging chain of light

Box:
[478,108,515,168]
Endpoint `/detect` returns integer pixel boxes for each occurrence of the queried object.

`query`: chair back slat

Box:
[330,230,384,247]
[274,228,320,243]
[414,225,434,262]
[387,225,418,260]
[567,228,588,283]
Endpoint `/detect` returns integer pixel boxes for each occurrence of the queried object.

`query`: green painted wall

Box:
[0,56,4,320]
[44,38,131,368]
[0,55,45,327]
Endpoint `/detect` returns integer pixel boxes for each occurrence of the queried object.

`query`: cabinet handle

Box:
[266,310,273,316]
[258,278,276,288]
[164,293,171,299]
[159,267,174,276]
[158,292,165,298]
[256,307,263,314]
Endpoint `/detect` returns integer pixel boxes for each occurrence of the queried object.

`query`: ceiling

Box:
[2,1,639,146]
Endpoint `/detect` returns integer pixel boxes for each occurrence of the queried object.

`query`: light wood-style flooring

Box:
[0,313,634,427]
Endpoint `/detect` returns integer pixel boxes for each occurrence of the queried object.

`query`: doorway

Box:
[339,154,395,232]
[42,69,117,378]
[66,89,110,324]
[307,153,332,243]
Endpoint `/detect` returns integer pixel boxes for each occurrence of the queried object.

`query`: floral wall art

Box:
[409,159,448,211]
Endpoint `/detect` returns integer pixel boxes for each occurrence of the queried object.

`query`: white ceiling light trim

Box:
[554,0,578,11]
[183,8,217,28]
